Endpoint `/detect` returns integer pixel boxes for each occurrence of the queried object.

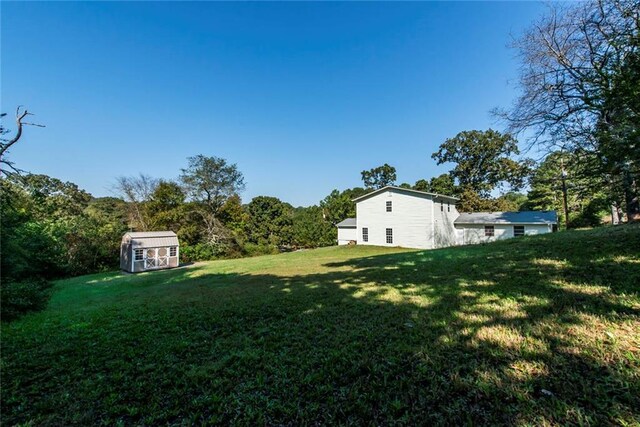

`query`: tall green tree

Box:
[432,129,532,211]
[414,175,458,195]
[320,187,369,224]
[432,130,530,196]
[246,196,293,247]
[527,151,609,227]
[361,164,397,189]
[180,155,245,243]
[292,206,335,248]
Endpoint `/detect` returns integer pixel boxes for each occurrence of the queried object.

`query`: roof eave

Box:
[351,186,459,203]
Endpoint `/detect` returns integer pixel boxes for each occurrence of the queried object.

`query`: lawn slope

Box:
[2,225,640,425]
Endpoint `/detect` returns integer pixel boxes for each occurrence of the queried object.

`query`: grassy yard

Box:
[2,225,639,425]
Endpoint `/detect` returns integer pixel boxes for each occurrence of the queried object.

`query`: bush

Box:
[1,279,52,322]
[243,242,279,257]
[179,242,224,263]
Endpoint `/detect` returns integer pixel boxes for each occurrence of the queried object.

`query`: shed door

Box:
[145,249,156,269]
[157,248,168,267]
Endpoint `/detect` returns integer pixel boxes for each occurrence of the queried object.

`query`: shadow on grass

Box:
[2,226,639,425]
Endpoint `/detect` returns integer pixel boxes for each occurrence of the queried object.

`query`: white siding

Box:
[457,223,553,245]
[356,189,434,249]
[337,227,357,245]
[432,198,460,248]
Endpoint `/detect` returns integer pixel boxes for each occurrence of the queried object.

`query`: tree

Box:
[217,194,249,236]
[0,107,45,177]
[413,179,430,192]
[114,173,159,231]
[21,174,92,220]
[527,151,608,227]
[246,196,293,247]
[497,0,639,220]
[428,174,458,196]
[146,180,188,232]
[361,164,397,189]
[495,192,528,212]
[180,155,245,243]
[432,130,531,196]
[292,206,335,248]
[320,187,370,225]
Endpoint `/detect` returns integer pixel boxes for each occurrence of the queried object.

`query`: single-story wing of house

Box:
[336,186,558,249]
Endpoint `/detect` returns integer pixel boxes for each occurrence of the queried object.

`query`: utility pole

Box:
[560,159,569,230]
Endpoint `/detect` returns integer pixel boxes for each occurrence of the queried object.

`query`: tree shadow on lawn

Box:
[3,228,640,425]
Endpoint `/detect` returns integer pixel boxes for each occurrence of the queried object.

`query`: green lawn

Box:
[2,225,639,425]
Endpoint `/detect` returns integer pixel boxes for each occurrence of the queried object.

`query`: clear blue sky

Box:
[2,1,545,206]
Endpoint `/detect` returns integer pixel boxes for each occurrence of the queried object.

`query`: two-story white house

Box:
[336,186,557,249]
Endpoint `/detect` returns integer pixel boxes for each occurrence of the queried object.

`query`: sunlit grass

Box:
[2,225,639,425]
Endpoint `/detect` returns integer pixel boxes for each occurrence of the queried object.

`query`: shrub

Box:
[1,279,52,322]
[243,242,279,257]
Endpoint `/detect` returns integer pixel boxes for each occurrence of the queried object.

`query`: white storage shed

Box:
[120,231,180,273]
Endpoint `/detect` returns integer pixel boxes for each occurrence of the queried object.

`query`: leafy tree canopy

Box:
[361,164,397,189]
[180,155,245,215]
[432,129,531,197]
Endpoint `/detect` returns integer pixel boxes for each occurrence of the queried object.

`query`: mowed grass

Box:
[2,226,640,426]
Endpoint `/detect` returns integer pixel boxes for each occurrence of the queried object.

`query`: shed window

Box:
[386,201,392,212]
[484,226,495,237]
[134,249,144,261]
[386,228,393,244]
[362,227,368,242]
[170,247,177,257]
[514,225,525,237]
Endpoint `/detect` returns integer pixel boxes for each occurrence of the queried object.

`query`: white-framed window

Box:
[134,248,144,261]
[514,225,525,237]
[484,226,495,237]
[386,201,392,212]
[170,247,177,257]
[362,227,368,242]
[440,202,444,212]
[386,228,393,244]
[447,203,450,212]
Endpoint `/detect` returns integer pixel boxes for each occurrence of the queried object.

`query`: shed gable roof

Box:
[123,231,179,248]
[454,211,558,225]
[352,186,459,203]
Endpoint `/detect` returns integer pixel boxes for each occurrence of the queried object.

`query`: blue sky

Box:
[2,1,545,206]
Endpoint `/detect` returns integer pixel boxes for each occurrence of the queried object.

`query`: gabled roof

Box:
[454,211,558,225]
[125,231,177,238]
[352,186,459,203]
[123,231,179,248]
[336,218,357,228]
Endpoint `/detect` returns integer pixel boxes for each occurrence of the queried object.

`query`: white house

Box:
[336,186,557,249]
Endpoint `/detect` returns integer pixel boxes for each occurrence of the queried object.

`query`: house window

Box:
[170,247,177,257]
[440,202,443,212]
[447,203,450,212]
[386,201,392,212]
[386,228,393,244]
[484,226,495,237]
[362,227,368,242]
[514,225,525,237]
[134,249,144,261]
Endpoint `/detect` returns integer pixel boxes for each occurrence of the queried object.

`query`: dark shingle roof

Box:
[336,218,357,228]
[454,211,558,225]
